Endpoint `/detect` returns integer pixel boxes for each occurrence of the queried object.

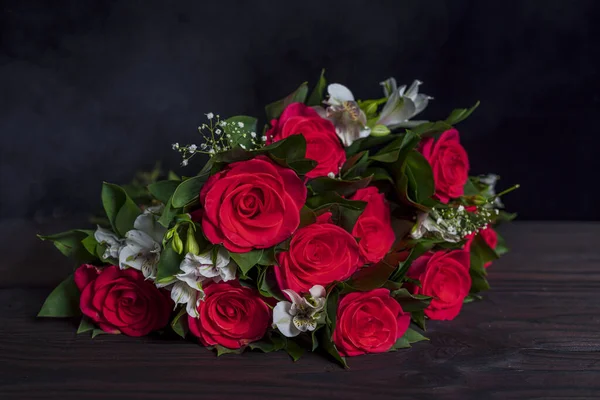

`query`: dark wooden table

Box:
[1,221,599,399]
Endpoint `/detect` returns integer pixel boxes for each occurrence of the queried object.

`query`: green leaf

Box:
[223,115,258,150]
[390,241,435,282]
[285,339,305,362]
[265,82,309,121]
[404,150,435,204]
[341,151,369,178]
[216,345,245,356]
[299,206,317,228]
[311,326,322,351]
[38,229,97,263]
[411,310,427,331]
[320,326,348,368]
[305,192,366,233]
[403,327,429,343]
[155,245,183,282]
[364,167,393,183]
[257,266,285,301]
[171,307,188,338]
[101,182,141,237]
[308,175,372,197]
[349,256,397,291]
[464,293,483,303]
[77,317,95,334]
[91,329,115,338]
[148,180,180,204]
[80,235,98,257]
[157,199,181,228]
[495,232,509,256]
[171,173,210,208]
[230,248,276,276]
[390,288,432,313]
[307,69,327,107]
[38,275,81,317]
[370,131,420,163]
[345,134,397,156]
[411,120,453,137]
[325,287,340,327]
[445,101,480,125]
[257,134,314,173]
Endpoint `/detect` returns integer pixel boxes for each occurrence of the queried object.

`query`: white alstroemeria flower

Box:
[119,207,167,279]
[170,281,205,318]
[411,212,461,243]
[94,226,123,259]
[177,248,234,289]
[317,83,370,147]
[273,285,326,338]
[479,174,504,208]
[377,78,432,129]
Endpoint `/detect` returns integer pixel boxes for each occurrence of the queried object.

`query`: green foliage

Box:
[412,101,480,137]
[445,101,480,126]
[370,131,420,164]
[38,275,81,318]
[390,328,429,350]
[285,338,305,362]
[469,234,498,293]
[265,82,309,121]
[308,175,372,197]
[171,173,211,208]
[257,266,285,301]
[101,182,141,237]
[390,288,432,312]
[77,317,95,334]
[215,345,245,356]
[306,69,327,107]
[148,180,180,204]
[37,229,97,264]
[223,115,258,150]
[229,248,276,276]
[171,307,188,339]
[155,245,183,283]
[389,241,435,282]
[345,134,397,157]
[306,192,366,233]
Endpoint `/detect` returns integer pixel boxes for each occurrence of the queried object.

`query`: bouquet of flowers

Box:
[38,71,517,367]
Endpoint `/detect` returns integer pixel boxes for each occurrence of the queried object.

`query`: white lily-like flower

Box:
[318,83,371,147]
[170,281,205,318]
[411,212,461,243]
[177,248,235,288]
[479,174,504,208]
[164,247,234,318]
[377,78,432,129]
[119,207,167,279]
[94,226,123,259]
[273,285,326,338]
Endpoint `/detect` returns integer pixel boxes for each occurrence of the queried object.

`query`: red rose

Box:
[420,129,469,203]
[266,102,346,178]
[188,282,271,349]
[75,265,172,337]
[350,187,395,264]
[407,250,471,320]
[275,219,362,293]
[333,289,410,357]
[465,226,498,268]
[199,155,307,252]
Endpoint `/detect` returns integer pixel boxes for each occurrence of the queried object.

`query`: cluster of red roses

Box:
[63,98,502,360]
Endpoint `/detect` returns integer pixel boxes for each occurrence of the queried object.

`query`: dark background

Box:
[1,0,599,222]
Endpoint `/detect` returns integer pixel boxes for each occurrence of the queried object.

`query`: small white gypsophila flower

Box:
[172,143,179,150]
[261,136,267,141]
[237,121,244,128]
[327,172,335,179]
[181,159,188,167]
[216,129,222,135]
[250,132,257,138]
[188,144,197,152]
[206,112,214,120]
[240,144,246,149]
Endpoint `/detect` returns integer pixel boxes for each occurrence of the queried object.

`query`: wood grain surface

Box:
[1,222,599,399]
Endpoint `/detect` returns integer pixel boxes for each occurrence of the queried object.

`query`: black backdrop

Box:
[1,0,599,222]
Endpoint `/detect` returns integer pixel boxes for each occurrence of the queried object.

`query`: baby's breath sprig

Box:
[172,113,232,167]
